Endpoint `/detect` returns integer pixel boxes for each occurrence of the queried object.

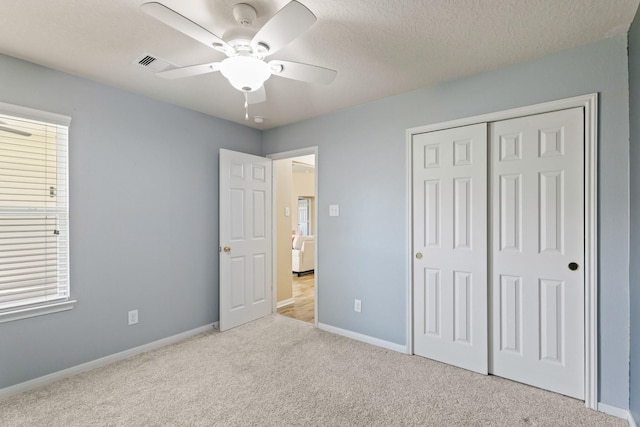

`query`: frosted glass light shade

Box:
[219,56,271,92]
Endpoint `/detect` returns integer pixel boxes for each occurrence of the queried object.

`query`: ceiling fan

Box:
[140,1,337,119]
[0,120,31,137]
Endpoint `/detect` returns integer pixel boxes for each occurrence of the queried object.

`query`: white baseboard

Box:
[598,402,637,427]
[318,322,406,353]
[0,322,217,400]
[277,298,295,308]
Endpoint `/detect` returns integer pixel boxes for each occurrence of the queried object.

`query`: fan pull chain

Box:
[244,91,249,120]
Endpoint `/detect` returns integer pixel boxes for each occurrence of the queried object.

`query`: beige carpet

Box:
[0,315,627,426]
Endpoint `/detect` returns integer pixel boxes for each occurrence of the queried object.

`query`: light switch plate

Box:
[285,207,290,217]
[329,204,339,217]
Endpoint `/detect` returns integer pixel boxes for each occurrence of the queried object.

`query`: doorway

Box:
[268,148,318,326]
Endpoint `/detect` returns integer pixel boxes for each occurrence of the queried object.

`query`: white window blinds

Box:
[0,108,69,313]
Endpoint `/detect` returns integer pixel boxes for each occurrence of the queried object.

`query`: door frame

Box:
[405,93,598,409]
[267,146,319,327]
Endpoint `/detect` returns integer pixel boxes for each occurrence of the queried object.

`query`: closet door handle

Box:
[416,252,423,260]
[568,262,579,271]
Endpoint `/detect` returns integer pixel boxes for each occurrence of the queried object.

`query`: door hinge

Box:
[49,186,56,198]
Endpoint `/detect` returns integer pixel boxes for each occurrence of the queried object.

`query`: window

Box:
[0,102,73,323]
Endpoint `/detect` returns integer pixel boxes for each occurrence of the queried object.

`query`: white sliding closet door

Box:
[413,123,488,374]
[412,107,586,399]
[489,108,584,399]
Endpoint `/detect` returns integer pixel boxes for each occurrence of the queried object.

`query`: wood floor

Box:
[277,273,315,323]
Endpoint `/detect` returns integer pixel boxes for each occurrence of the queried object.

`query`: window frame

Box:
[0,101,75,323]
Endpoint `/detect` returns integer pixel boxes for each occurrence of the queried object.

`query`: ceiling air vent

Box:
[135,53,174,73]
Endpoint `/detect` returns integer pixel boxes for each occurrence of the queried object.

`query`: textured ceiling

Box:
[0,0,638,129]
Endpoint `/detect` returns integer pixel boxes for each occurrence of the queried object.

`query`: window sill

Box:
[0,300,77,324]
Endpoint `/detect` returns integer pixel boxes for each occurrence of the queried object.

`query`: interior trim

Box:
[0,101,71,126]
[597,403,637,426]
[276,298,295,308]
[0,300,76,324]
[318,322,406,353]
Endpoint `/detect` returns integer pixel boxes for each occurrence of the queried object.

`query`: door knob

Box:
[223,246,231,253]
[568,262,579,271]
[416,252,423,260]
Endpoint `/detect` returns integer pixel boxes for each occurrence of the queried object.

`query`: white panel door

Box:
[219,149,272,332]
[489,108,584,398]
[413,123,488,374]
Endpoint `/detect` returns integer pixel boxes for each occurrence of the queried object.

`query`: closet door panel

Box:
[413,123,488,374]
[489,108,584,399]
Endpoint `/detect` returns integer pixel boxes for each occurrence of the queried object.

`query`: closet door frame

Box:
[405,93,598,409]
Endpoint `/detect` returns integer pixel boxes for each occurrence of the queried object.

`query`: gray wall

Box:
[263,36,631,408]
[629,6,640,423]
[0,53,262,389]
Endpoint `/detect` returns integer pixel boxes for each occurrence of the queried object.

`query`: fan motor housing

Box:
[223,27,254,47]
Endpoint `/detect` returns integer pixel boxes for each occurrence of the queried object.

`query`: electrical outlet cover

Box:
[128,310,139,325]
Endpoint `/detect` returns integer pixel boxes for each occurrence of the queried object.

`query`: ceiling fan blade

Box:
[269,60,337,85]
[247,86,266,105]
[156,62,220,79]
[251,1,316,56]
[0,125,31,137]
[140,2,231,53]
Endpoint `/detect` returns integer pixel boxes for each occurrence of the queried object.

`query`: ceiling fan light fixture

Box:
[219,56,271,92]
[141,0,336,119]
